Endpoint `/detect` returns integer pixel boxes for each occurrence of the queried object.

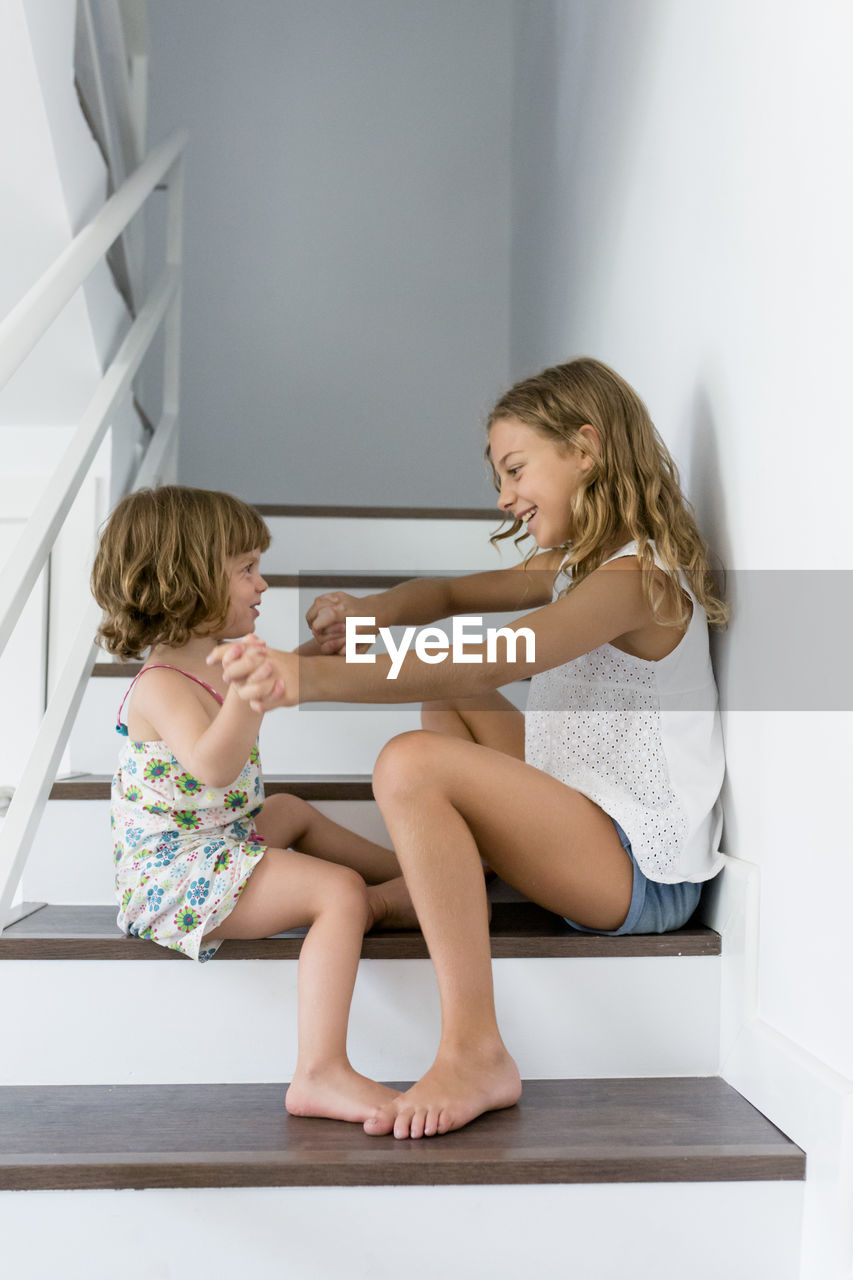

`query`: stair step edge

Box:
[50,775,376,800]
[0,904,720,960]
[0,1078,805,1191]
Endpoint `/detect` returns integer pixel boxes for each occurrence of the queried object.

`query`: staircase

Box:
[0,508,805,1280]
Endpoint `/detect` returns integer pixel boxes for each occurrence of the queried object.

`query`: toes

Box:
[409,1108,429,1140]
[423,1107,442,1138]
[374,1092,459,1140]
[392,1109,413,1140]
[364,1107,395,1136]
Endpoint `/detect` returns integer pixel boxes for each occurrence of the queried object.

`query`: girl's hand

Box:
[306,592,374,655]
[208,637,295,710]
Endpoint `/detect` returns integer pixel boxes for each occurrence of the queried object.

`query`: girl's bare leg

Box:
[421,690,525,758]
[364,731,634,1139]
[205,846,399,1121]
[253,793,417,928]
[421,691,524,879]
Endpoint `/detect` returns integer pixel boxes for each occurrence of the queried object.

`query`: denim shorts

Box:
[564,819,702,936]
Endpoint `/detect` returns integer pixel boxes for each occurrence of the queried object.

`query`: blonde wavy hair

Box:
[91,486,271,659]
[487,358,729,627]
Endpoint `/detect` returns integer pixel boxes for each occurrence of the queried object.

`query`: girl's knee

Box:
[321,863,371,924]
[264,793,312,823]
[373,731,443,798]
[257,792,315,844]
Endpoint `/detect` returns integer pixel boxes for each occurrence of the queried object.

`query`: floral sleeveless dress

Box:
[111,666,267,962]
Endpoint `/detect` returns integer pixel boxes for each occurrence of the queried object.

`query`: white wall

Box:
[144,0,514,509]
[511,0,853,1078]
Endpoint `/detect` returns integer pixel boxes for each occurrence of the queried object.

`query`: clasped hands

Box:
[207,634,290,711]
[207,591,360,711]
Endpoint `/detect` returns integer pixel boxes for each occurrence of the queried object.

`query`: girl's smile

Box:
[223,548,268,637]
[489,415,594,549]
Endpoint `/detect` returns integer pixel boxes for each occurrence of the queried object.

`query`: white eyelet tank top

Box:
[524,541,725,884]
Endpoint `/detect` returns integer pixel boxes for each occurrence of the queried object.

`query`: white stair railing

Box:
[0,127,187,932]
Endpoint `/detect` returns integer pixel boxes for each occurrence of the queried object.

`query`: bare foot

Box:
[286,1062,400,1123]
[363,1046,521,1139]
[366,876,420,930]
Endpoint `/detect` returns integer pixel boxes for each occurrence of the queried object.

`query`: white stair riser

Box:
[0,1182,803,1280]
[261,515,513,572]
[0,955,720,1084]
[70,673,528,778]
[26,799,391,904]
[70,688,422,775]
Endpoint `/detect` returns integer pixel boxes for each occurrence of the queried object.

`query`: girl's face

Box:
[489,416,593,548]
[222,547,268,637]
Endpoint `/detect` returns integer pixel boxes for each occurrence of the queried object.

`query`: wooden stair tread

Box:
[0,1077,804,1190]
[253,504,499,520]
[50,774,378,801]
[0,903,720,960]
[86,575,416,601]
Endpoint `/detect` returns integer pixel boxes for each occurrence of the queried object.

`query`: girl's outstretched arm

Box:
[307,553,562,654]
[212,557,653,711]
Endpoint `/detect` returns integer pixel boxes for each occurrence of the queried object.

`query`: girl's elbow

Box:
[191,762,243,789]
[204,773,234,790]
[453,663,510,698]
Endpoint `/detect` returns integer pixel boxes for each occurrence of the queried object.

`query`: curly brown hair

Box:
[91,486,271,659]
[487,357,729,628]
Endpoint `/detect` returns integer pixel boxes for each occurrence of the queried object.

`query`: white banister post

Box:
[0,604,101,932]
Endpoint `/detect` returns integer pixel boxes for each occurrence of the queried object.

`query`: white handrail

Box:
[0,128,186,930]
[0,266,179,660]
[0,129,186,391]
[0,407,179,927]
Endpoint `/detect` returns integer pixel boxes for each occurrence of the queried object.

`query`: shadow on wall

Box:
[687,381,736,852]
[687,381,731,697]
[510,0,668,373]
[688,382,731,569]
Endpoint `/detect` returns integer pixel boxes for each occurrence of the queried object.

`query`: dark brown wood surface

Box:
[50,774,377,801]
[253,504,500,520]
[0,903,719,961]
[0,1077,804,1191]
[272,573,417,589]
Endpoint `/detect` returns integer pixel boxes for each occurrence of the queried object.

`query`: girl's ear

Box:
[575,424,601,470]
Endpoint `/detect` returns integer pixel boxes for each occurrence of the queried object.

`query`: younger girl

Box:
[212,358,729,1140]
[91,485,412,1123]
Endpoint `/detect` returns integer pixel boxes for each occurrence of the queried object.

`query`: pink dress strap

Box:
[116,664,224,735]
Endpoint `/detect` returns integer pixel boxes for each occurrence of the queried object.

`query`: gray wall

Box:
[146,0,514,507]
[509,0,660,378]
